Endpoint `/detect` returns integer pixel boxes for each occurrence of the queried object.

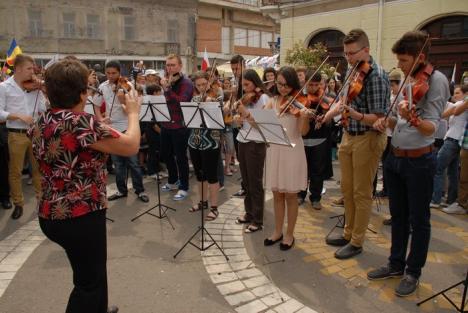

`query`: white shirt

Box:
[92,80,129,132]
[0,76,47,129]
[445,100,468,141]
[236,93,270,143]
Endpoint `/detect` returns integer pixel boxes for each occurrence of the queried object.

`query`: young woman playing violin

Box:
[368,31,449,297]
[263,66,310,250]
[298,72,334,209]
[234,69,270,233]
[187,71,222,221]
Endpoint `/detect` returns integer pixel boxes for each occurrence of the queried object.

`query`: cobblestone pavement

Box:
[0,163,466,313]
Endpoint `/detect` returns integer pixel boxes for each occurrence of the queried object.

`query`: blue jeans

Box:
[111,154,145,195]
[385,151,436,278]
[432,138,460,204]
[160,128,190,191]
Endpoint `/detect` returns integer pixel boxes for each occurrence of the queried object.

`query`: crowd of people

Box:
[0,28,467,312]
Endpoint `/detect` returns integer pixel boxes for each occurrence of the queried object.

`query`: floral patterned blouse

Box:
[28,109,120,220]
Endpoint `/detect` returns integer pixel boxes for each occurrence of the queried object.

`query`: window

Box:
[63,13,76,38]
[28,9,42,37]
[222,27,230,54]
[234,28,247,46]
[248,30,260,47]
[124,16,135,40]
[87,14,99,39]
[261,31,273,49]
[167,19,179,43]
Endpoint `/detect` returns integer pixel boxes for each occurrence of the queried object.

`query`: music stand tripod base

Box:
[417,271,467,312]
[131,173,176,230]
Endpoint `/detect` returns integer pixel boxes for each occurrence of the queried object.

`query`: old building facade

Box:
[0,0,197,75]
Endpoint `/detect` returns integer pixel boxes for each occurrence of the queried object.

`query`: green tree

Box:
[284,41,334,78]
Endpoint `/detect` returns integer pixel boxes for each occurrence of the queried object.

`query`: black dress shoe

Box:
[279,238,295,251]
[11,206,23,219]
[1,200,12,210]
[325,234,350,247]
[264,234,283,246]
[107,305,119,313]
[334,243,362,259]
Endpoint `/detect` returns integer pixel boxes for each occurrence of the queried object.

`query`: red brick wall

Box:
[197,18,221,53]
[234,46,272,56]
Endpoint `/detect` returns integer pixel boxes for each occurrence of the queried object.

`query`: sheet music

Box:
[140,95,170,122]
[180,102,225,130]
[239,109,292,146]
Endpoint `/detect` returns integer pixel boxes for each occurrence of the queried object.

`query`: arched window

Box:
[308,29,346,80]
[420,15,468,84]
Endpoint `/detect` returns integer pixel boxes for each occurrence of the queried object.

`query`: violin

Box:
[116,77,132,93]
[342,60,372,127]
[278,91,310,118]
[23,65,45,93]
[308,87,332,111]
[403,63,433,127]
[168,72,181,87]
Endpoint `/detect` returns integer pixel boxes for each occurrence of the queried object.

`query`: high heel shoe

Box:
[264,234,283,246]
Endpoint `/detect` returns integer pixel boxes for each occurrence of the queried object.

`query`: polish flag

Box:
[201,48,210,71]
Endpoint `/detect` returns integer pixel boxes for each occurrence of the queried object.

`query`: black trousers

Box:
[40,210,108,313]
[238,142,266,225]
[189,147,220,184]
[145,125,161,175]
[160,127,190,191]
[299,140,330,202]
[0,125,9,201]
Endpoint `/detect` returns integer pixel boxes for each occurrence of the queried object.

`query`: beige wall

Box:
[280,0,468,70]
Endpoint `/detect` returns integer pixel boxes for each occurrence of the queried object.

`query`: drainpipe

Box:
[376,0,384,63]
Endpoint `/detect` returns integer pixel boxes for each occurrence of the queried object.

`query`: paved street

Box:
[0,163,466,313]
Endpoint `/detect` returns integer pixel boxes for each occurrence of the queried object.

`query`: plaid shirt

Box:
[162,75,193,129]
[345,56,390,132]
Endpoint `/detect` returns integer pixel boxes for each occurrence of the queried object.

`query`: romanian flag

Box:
[201,47,210,71]
[2,39,23,75]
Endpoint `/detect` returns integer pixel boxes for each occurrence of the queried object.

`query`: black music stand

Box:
[417,271,467,312]
[173,101,228,260]
[131,95,175,228]
[239,109,293,266]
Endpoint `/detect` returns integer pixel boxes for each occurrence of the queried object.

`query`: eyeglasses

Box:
[343,46,366,57]
[166,63,178,67]
[275,81,290,88]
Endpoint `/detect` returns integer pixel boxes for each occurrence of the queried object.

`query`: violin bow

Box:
[313,61,341,112]
[279,55,330,117]
[200,58,218,102]
[384,35,430,121]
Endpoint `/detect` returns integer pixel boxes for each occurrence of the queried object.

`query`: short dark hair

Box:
[343,29,369,47]
[45,59,88,109]
[276,66,301,93]
[105,60,121,72]
[146,83,162,95]
[230,54,244,65]
[461,84,468,94]
[305,70,322,82]
[392,30,430,58]
[13,54,34,69]
[263,67,276,81]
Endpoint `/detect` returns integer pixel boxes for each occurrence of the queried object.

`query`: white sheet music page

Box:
[240,109,291,146]
[140,95,169,122]
[84,96,95,115]
[200,102,225,130]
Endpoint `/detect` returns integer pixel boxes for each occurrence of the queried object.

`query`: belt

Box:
[7,128,28,134]
[346,130,366,136]
[391,145,434,158]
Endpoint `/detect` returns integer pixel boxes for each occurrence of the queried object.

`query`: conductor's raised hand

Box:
[121,92,140,116]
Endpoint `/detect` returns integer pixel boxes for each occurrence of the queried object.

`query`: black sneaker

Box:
[108,192,127,201]
[325,234,349,246]
[367,265,404,281]
[232,189,246,198]
[395,274,419,297]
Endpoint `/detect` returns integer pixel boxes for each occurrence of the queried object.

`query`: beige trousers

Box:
[8,132,41,207]
[338,131,387,247]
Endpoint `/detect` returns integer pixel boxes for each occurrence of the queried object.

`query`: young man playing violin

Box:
[322,29,389,259]
[368,31,449,297]
[93,60,150,204]
[0,54,47,219]
[298,72,333,209]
